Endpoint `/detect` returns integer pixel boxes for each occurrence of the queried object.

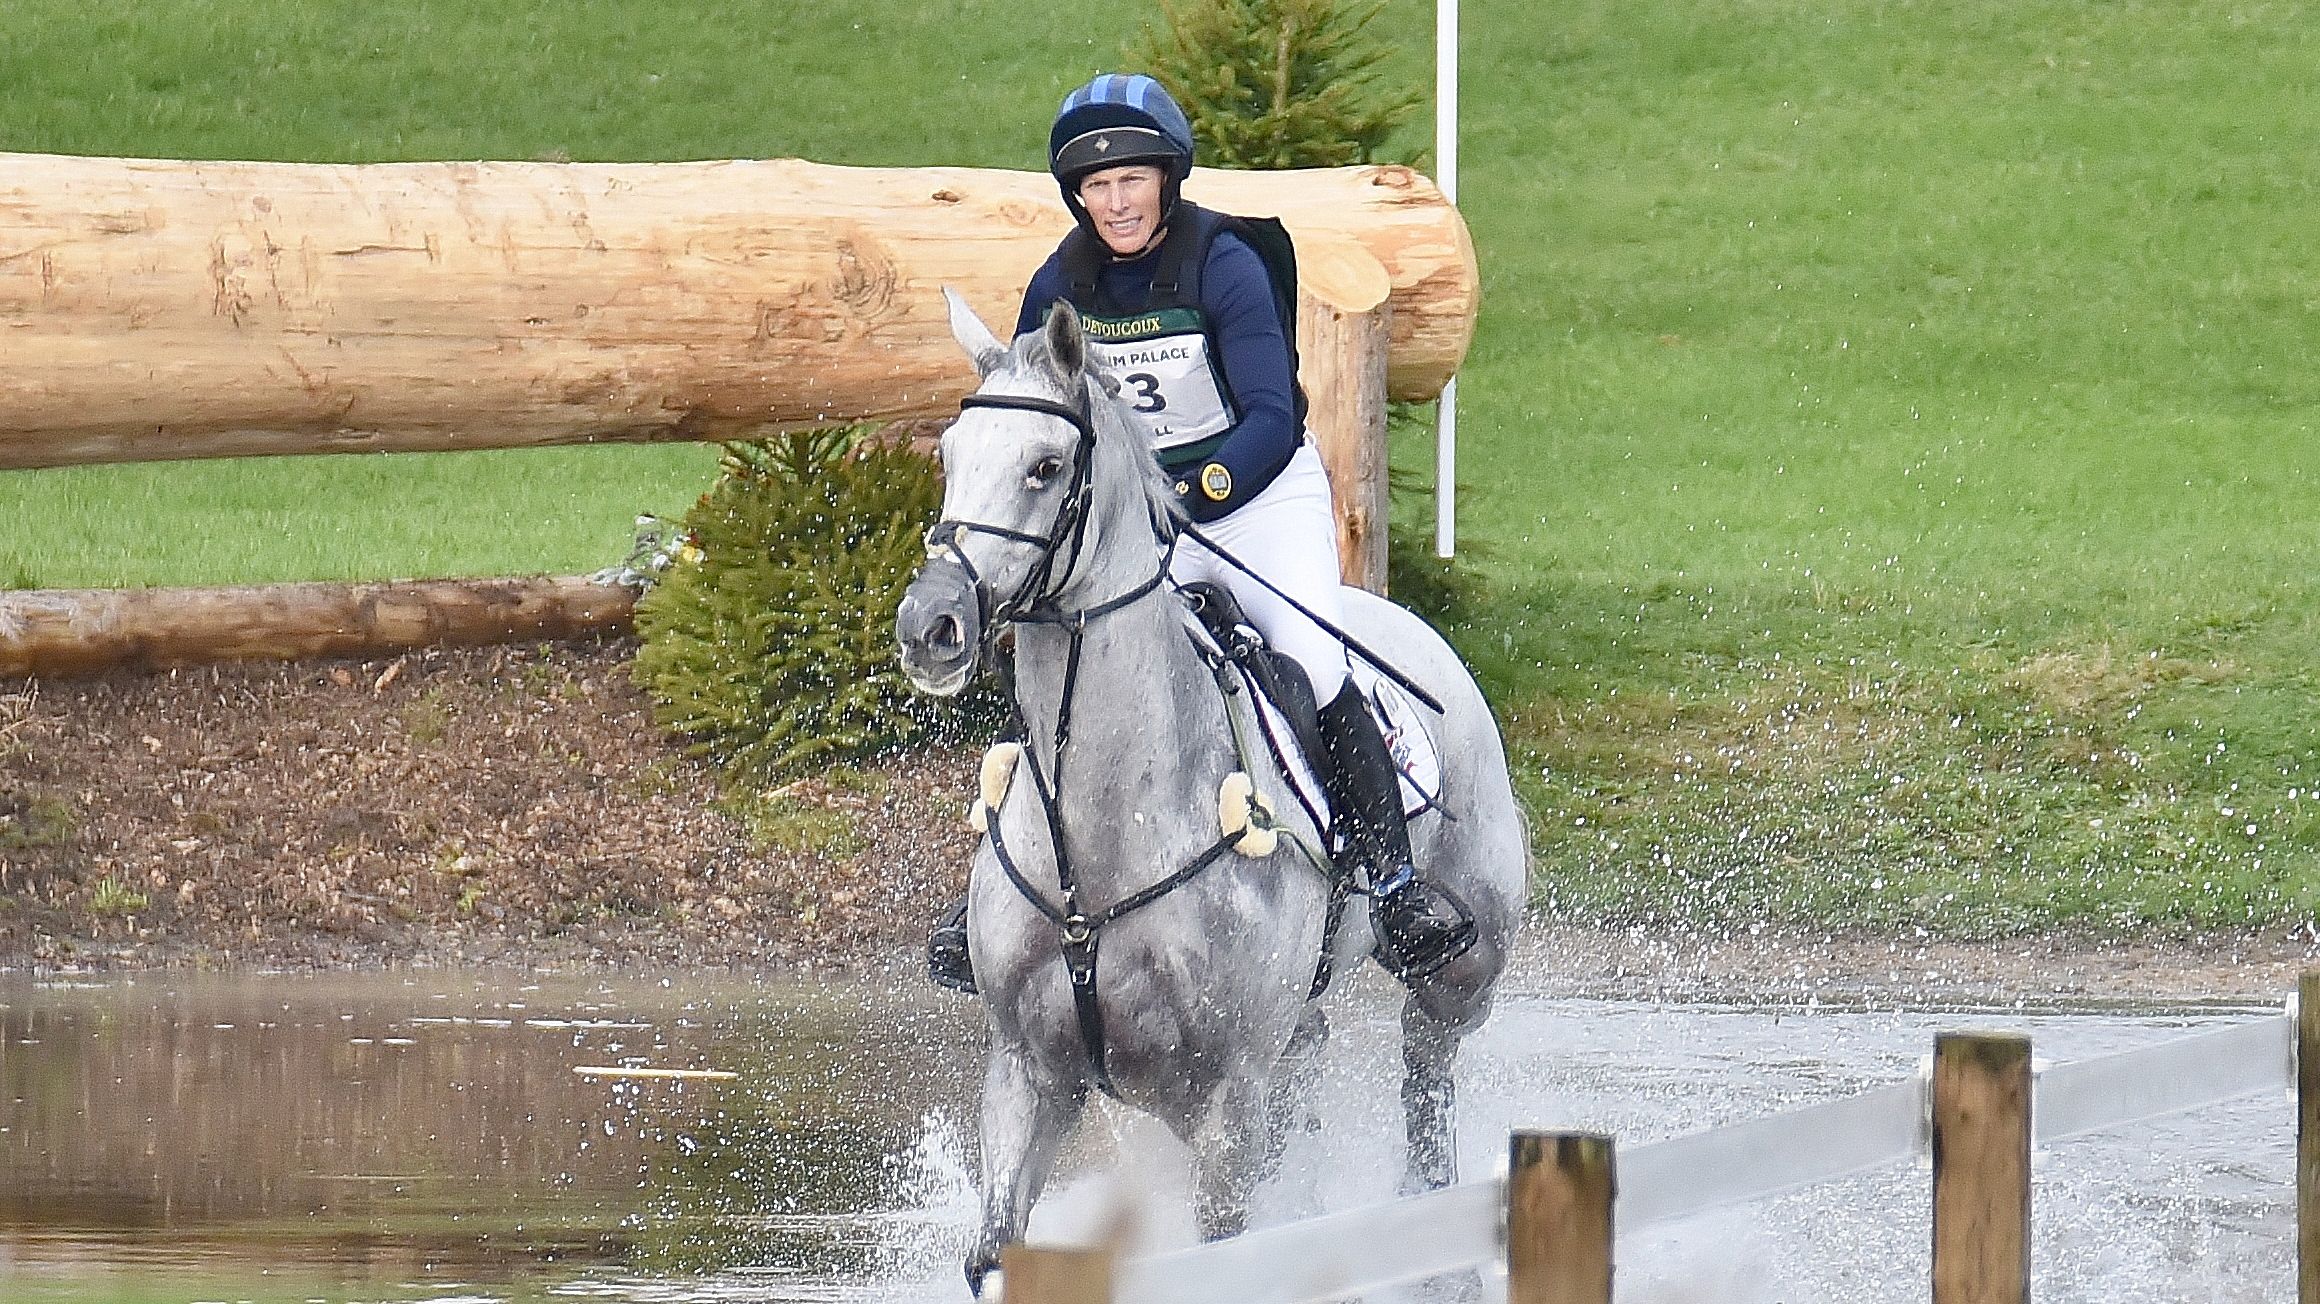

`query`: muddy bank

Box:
[0,640,978,972]
[4,641,2315,1003]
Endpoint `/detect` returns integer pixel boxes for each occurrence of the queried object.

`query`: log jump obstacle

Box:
[997,970,2320,1304]
[0,154,1477,678]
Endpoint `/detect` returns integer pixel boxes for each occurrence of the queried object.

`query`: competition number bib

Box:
[1079,307,1233,453]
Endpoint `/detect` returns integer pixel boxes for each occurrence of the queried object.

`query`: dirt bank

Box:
[0,639,978,972]
[5,641,2315,1003]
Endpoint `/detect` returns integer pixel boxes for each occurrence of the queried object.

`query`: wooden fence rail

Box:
[0,575,632,678]
[998,972,2320,1304]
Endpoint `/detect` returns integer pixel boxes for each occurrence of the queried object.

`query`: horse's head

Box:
[895,290,1169,697]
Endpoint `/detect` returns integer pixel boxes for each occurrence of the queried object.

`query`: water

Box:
[0,969,2293,1303]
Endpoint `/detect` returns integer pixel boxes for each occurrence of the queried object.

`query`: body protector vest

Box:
[1056,203,1309,474]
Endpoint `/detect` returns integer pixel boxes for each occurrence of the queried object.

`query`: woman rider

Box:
[927,73,1475,991]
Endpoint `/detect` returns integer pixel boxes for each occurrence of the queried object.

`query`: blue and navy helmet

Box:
[1048,74,1195,229]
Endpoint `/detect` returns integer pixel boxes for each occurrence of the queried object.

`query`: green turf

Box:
[7,0,2318,934]
[1429,0,2320,934]
[0,0,1177,589]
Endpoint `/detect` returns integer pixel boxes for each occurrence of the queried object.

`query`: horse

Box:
[894,290,1528,1294]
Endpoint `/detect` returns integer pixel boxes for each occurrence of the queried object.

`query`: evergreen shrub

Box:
[1128,0,1419,170]
[630,430,997,787]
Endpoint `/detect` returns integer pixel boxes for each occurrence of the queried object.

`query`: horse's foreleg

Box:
[1190,1070,1272,1241]
[966,1047,1086,1296]
[1399,998,1461,1196]
[1259,1005,1330,1214]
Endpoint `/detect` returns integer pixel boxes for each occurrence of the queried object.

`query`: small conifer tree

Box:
[1128,0,1420,169]
[631,430,995,786]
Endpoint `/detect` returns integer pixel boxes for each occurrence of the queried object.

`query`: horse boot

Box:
[1317,683,1477,980]
[926,896,978,995]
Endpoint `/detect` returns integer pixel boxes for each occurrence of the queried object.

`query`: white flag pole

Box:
[1434,0,1460,559]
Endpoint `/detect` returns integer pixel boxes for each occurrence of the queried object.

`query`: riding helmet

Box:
[1048,73,1195,232]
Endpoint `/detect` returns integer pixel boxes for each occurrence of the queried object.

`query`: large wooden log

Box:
[0,577,632,678]
[0,154,1476,471]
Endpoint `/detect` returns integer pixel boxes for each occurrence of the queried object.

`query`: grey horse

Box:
[895,291,1527,1294]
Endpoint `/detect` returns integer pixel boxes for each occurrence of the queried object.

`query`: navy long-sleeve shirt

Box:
[1016,230,1301,519]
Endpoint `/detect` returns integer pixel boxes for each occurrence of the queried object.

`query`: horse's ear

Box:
[1042,299,1088,380]
[943,287,1007,378]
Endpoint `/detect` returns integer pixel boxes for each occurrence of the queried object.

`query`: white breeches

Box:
[1169,442,1351,703]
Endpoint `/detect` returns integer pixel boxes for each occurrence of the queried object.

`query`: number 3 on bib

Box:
[1125,373,1168,413]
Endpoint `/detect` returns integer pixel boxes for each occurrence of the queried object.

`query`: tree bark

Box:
[0,577,633,678]
[0,154,1476,470]
[1296,240,1394,592]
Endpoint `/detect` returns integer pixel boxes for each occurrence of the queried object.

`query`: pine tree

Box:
[1128,0,1420,170]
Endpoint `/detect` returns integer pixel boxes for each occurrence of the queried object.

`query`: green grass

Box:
[1429,0,2320,935]
[8,0,2320,935]
[5,446,730,587]
[0,0,1432,588]
[0,0,1252,589]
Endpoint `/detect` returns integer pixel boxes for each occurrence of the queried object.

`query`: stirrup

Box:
[1370,873,1477,981]
[927,899,978,995]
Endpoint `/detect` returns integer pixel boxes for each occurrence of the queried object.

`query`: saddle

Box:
[1178,581,1446,848]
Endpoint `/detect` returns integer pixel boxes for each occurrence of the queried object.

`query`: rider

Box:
[926,72,1476,991]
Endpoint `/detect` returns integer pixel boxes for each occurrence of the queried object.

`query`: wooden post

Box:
[1507,1130,1615,1304]
[2299,969,2320,1304]
[1296,241,1394,594]
[1931,1032,2032,1304]
[1000,1243,1112,1304]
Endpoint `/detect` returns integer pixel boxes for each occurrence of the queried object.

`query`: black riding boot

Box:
[1317,683,1477,980]
[927,896,977,995]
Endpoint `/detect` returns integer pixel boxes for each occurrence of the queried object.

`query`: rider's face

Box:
[1076,164,1167,256]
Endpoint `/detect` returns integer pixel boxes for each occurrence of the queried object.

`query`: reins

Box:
[929,387,1266,1099]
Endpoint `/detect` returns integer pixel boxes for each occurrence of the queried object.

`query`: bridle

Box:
[919,385,1251,1099]
[926,391,1116,634]
[923,384,1170,799]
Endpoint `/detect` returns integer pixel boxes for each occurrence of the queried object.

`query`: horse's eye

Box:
[1027,456,1065,487]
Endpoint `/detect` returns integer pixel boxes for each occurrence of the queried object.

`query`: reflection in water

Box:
[0,973,984,1303]
[0,971,2298,1303]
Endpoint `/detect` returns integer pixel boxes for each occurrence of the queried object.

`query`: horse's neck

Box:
[1009,582,1226,803]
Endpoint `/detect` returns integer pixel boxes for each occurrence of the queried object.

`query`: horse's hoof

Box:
[965,1251,1000,1297]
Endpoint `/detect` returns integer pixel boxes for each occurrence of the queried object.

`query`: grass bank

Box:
[1439,0,2320,936]
[6,0,2318,936]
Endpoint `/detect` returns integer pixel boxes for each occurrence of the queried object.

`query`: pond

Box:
[0,967,2293,1303]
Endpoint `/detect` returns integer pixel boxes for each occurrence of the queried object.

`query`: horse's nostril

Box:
[933,615,963,651]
